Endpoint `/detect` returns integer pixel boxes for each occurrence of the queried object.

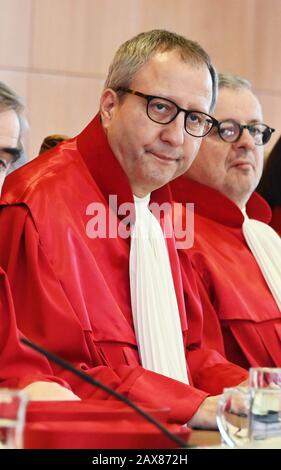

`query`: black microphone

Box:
[21,337,189,448]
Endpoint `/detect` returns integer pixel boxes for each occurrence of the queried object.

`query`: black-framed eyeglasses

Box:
[117,88,216,138]
[213,119,275,146]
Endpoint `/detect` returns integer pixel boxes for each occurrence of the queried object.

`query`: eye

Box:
[186,112,203,127]
[221,127,235,137]
[150,99,173,115]
[0,149,17,165]
[219,125,236,137]
[0,159,7,170]
[249,126,262,136]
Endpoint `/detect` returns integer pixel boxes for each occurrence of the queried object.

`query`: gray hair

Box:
[104,29,218,111]
[218,73,251,91]
[0,81,27,168]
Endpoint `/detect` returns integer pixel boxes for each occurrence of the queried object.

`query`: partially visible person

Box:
[39,134,70,155]
[171,73,281,370]
[0,265,78,400]
[0,82,27,193]
[257,136,281,236]
[0,31,248,428]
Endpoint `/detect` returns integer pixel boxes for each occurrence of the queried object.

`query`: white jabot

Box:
[242,208,281,311]
[129,194,189,384]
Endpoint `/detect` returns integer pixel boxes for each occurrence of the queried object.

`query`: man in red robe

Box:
[0,81,27,193]
[171,73,280,370]
[0,31,247,428]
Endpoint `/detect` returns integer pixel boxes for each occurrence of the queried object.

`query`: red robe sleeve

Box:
[0,266,71,390]
[0,204,209,424]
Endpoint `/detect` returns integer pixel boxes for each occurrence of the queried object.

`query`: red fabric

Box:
[26,400,170,422]
[270,206,281,236]
[0,115,247,425]
[24,400,191,449]
[25,421,190,449]
[171,176,281,369]
[0,267,70,389]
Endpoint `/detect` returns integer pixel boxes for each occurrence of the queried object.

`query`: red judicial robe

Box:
[171,176,281,370]
[0,115,247,424]
[0,267,64,385]
[270,206,281,236]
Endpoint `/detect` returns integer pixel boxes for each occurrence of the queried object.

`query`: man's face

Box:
[0,108,21,172]
[100,50,213,197]
[186,87,264,207]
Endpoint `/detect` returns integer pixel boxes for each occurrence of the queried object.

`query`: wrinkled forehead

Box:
[0,108,20,148]
[214,87,263,123]
[131,51,213,112]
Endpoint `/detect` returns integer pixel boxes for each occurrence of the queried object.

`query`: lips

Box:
[149,151,179,163]
[230,159,254,169]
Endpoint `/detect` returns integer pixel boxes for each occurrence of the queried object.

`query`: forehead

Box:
[214,88,263,122]
[130,50,213,112]
[0,108,20,148]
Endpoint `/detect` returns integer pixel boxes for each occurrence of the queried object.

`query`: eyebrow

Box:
[219,119,262,125]
[247,120,263,125]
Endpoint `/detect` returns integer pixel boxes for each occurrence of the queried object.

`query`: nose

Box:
[232,127,256,151]
[159,112,185,147]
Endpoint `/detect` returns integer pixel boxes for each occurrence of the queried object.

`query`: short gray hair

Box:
[105,29,218,111]
[218,73,251,91]
[0,81,27,167]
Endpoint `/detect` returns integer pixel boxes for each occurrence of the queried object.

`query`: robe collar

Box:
[1,113,173,212]
[170,175,271,228]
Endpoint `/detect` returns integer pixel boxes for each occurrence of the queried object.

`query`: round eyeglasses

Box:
[213,119,275,146]
[118,88,216,138]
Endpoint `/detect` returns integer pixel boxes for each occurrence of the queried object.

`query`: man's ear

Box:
[100,89,118,128]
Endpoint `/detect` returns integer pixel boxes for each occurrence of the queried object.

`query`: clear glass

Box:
[217,368,281,448]
[249,367,281,443]
[0,389,28,449]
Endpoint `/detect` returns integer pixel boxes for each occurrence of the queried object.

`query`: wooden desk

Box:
[188,430,222,448]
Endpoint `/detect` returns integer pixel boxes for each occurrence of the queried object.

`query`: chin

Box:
[141,172,170,191]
